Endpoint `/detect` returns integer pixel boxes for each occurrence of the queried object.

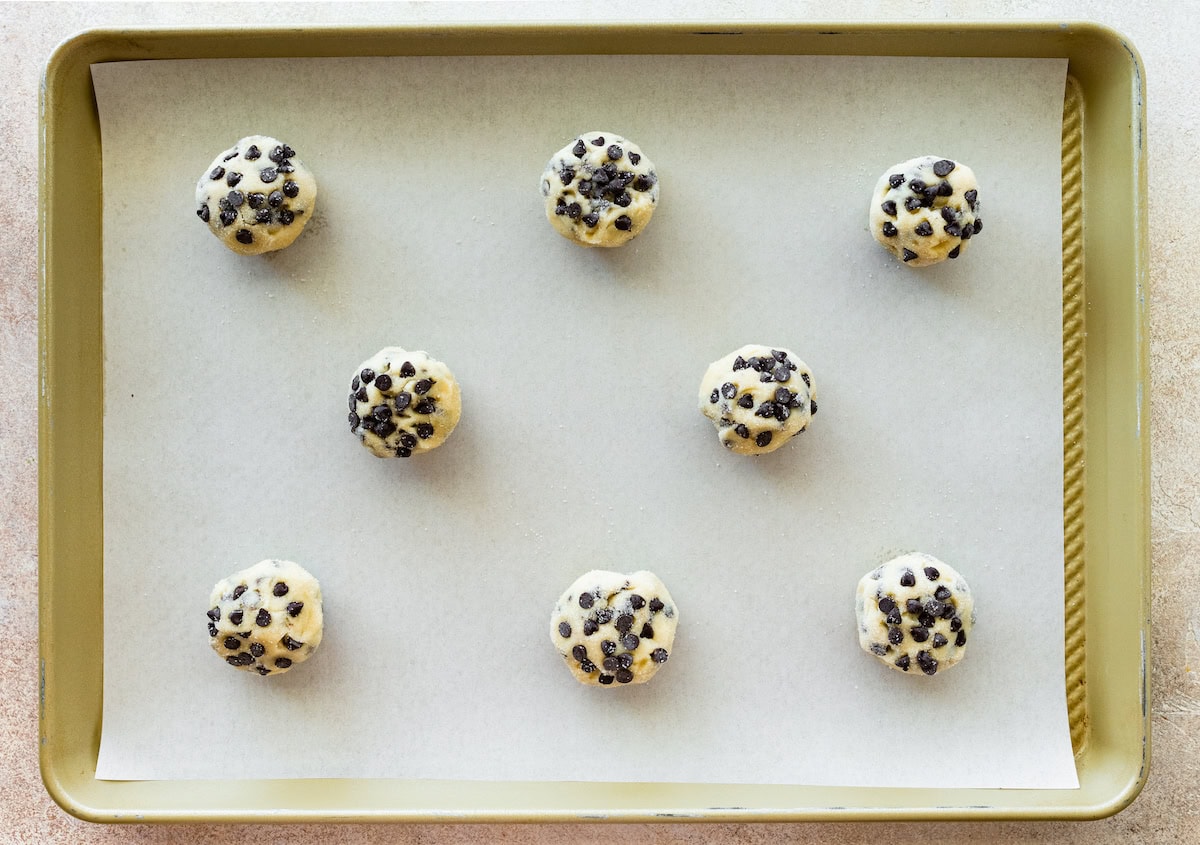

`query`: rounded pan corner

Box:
[1062,20,1146,76]
[39,751,108,825]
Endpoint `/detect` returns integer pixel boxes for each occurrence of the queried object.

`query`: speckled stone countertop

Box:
[4,1,1196,841]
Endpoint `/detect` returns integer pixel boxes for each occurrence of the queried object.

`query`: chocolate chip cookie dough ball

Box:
[349,347,462,458]
[698,344,817,456]
[855,553,975,677]
[540,132,659,247]
[550,570,678,686]
[195,135,317,255]
[869,156,982,267]
[207,559,324,676]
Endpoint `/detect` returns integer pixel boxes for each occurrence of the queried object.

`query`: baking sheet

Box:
[92,54,1076,789]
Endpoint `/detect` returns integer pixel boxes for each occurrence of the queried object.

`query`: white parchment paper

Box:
[93,54,1075,788]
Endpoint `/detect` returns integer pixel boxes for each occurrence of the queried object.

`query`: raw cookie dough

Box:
[195,135,317,255]
[349,347,462,458]
[550,570,678,686]
[540,132,659,247]
[698,344,817,456]
[207,559,324,676]
[855,553,975,676]
[869,156,982,267]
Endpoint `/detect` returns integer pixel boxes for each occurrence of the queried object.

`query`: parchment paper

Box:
[92,54,1076,788]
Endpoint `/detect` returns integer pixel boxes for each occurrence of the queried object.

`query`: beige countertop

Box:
[3,1,1196,841]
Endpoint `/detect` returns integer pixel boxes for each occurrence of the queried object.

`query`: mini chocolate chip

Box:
[932,633,949,648]
[649,598,664,612]
[579,592,594,609]
[895,654,911,671]
[602,656,618,671]
[949,616,963,632]
[208,622,218,637]
[413,379,433,395]
[633,175,654,191]
[597,608,615,624]
[580,659,597,673]
[629,151,642,165]
[956,629,967,647]
[801,372,811,388]
[559,166,575,186]
[197,205,211,222]
[918,612,936,628]
[399,361,416,378]
[273,582,289,597]
[738,394,754,409]
[591,169,609,185]
[256,666,270,675]
[945,222,962,237]
[941,206,956,223]
[210,166,225,180]
[283,180,300,199]
[878,597,896,613]
[219,209,237,227]
[229,610,244,626]
[348,411,360,430]
[973,218,983,234]
[621,633,640,650]
[223,636,240,650]
[886,607,902,625]
[572,140,586,157]
[914,221,933,237]
[759,371,774,383]
[629,594,646,610]
[582,212,599,227]
[709,389,719,404]
[571,644,587,662]
[902,248,918,262]
[287,602,303,617]
[281,634,303,651]
[232,585,247,599]
[414,400,435,415]
[640,623,654,639]
[207,607,221,622]
[278,209,295,225]
[721,382,736,399]
[268,190,284,208]
[773,365,790,382]
[615,192,632,208]
[924,566,940,580]
[900,570,916,588]
[255,208,271,224]
[235,228,253,245]
[591,136,605,146]
[937,181,953,197]
[245,145,260,160]
[615,667,634,684]
[755,401,775,418]
[415,423,435,439]
[906,598,923,614]
[598,673,615,685]
[734,424,750,439]
[904,196,922,212]
[615,614,634,633]
[964,189,978,208]
[256,609,271,627]
[888,627,904,645]
[909,178,926,193]
[910,626,929,643]
[250,642,266,658]
[398,432,417,448]
[227,654,254,667]
[372,374,392,392]
[372,404,391,421]
[583,619,599,635]
[260,167,278,183]
[888,173,904,188]
[601,639,616,655]
[223,150,239,161]
[960,225,973,241]
[917,651,938,675]
[395,392,412,411]
[882,222,898,237]
[614,215,632,231]
[355,386,368,403]
[226,171,242,187]
[275,657,292,668]
[651,648,668,663]
[396,446,412,457]
[932,159,956,177]
[809,400,818,415]
[940,603,956,619]
[881,200,897,216]
[925,599,945,617]
[607,144,623,160]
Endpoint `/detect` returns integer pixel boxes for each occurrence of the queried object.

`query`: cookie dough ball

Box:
[855,553,975,676]
[550,570,678,686]
[869,156,982,267]
[207,559,324,676]
[195,135,317,255]
[540,132,659,247]
[349,347,462,458]
[698,344,817,455]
